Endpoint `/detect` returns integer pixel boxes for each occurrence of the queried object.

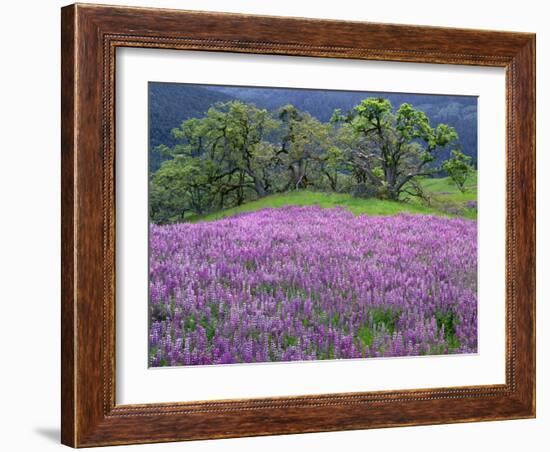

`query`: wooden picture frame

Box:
[61,3,535,447]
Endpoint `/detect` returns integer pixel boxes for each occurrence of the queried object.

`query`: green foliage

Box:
[406,174,478,219]
[150,157,215,223]
[282,335,298,349]
[333,98,459,201]
[189,190,448,223]
[356,308,400,348]
[199,316,218,342]
[150,101,280,223]
[150,97,466,224]
[277,104,333,191]
[150,84,479,169]
[357,324,374,347]
[442,150,474,193]
[370,308,400,334]
[435,310,460,351]
[149,84,235,171]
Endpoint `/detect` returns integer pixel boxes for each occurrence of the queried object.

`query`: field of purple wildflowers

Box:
[149,206,477,366]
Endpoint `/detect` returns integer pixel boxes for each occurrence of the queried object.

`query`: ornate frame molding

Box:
[61,4,535,447]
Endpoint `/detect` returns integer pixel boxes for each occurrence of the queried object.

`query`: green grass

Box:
[419,173,477,202]
[412,173,477,219]
[189,191,443,223]
[188,174,478,223]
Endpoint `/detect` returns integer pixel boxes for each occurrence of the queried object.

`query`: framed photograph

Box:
[61,3,535,447]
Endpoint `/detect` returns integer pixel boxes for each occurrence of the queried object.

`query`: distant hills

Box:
[149,82,478,172]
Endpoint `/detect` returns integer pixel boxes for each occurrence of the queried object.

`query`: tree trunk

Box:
[385,166,400,200]
[291,160,307,190]
[253,177,267,198]
[237,171,245,205]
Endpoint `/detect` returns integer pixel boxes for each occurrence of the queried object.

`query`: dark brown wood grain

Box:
[60,5,76,446]
[61,3,536,447]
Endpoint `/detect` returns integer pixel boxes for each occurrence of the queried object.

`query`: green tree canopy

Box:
[442,150,474,193]
[150,97,465,223]
[333,98,459,200]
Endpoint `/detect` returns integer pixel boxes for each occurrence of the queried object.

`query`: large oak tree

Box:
[333,98,458,200]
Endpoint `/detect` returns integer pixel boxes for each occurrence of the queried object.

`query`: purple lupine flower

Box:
[149,206,477,366]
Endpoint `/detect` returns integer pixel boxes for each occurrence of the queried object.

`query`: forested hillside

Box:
[149,89,476,224]
[147,83,479,368]
[149,83,477,172]
[149,84,234,170]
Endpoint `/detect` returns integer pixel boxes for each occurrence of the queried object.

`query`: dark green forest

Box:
[149,84,476,224]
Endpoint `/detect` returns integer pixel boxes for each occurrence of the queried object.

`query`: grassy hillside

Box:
[413,174,477,219]
[189,192,438,223]
[188,176,477,223]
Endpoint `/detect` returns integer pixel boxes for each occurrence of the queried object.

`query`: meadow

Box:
[149,178,478,366]
[148,90,478,366]
[188,175,478,223]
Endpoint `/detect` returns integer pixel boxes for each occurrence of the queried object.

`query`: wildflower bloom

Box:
[149,207,477,366]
